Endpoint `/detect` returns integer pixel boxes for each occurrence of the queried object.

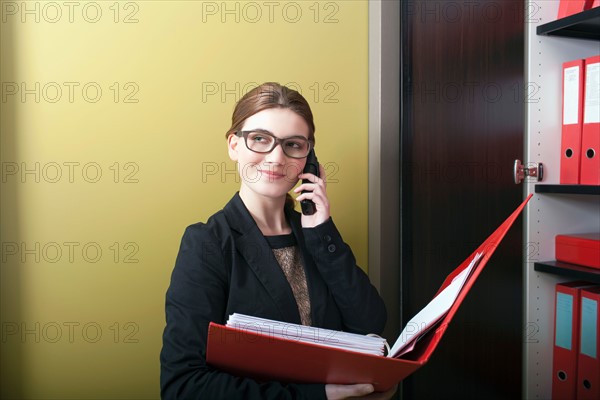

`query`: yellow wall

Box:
[0,1,368,398]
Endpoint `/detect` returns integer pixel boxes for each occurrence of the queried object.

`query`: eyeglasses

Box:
[235,130,312,159]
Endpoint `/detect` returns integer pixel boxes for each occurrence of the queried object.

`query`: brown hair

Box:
[226,82,316,209]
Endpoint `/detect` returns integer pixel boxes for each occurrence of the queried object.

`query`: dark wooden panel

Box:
[400,1,525,398]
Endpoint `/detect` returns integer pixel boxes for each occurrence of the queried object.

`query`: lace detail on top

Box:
[271,245,312,326]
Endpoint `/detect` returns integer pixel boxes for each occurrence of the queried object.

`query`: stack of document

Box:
[226,313,387,356]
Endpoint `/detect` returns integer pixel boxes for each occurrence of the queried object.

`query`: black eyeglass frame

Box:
[235,130,313,159]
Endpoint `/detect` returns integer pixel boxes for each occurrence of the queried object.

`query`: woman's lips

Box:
[257,170,286,179]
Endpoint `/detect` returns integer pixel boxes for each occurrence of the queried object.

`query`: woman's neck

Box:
[239,187,291,236]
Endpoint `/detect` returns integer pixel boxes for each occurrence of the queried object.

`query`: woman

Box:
[160,82,391,399]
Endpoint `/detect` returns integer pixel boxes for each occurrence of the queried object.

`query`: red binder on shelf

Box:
[577,286,600,400]
[557,0,594,18]
[556,233,600,269]
[580,55,600,185]
[557,0,598,19]
[561,59,586,184]
[552,281,596,400]
[206,195,532,391]
[586,0,597,9]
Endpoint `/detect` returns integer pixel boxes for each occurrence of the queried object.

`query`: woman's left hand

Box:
[294,163,330,228]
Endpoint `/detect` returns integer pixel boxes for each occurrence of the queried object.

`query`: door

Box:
[400,1,525,398]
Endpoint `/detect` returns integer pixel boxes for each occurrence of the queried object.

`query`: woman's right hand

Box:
[325,383,398,400]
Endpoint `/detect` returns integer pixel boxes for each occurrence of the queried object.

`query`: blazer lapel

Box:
[223,193,302,324]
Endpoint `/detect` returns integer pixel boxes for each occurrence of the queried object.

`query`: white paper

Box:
[388,252,484,358]
[584,62,600,124]
[563,65,580,126]
[226,313,387,356]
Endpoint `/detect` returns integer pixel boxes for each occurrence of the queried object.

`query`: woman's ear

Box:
[227,133,239,161]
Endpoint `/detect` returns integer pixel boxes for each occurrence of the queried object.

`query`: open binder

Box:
[206,194,533,391]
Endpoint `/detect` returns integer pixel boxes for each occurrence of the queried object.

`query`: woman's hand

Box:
[294,163,330,228]
[325,383,398,400]
[326,384,374,399]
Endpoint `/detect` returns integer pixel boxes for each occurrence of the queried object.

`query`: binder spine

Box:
[580,55,600,185]
[577,287,600,400]
[560,59,585,184]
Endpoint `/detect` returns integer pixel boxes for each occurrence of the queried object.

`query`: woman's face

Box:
[228,108,310,202]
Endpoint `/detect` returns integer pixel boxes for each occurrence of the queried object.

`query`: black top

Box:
[265,233,296,249]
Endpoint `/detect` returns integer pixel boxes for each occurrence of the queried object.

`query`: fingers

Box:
[361,384,398,400]
[294,185,328,210]
[325,383,398,400]
[325,384,374,400]
[296,173,325,187]
[294,172,327,203]
[295,164,326,195]
[294,181,323,196]
[298,163,327,185]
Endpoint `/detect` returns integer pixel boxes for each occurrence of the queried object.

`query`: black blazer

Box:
[160,193,387,399]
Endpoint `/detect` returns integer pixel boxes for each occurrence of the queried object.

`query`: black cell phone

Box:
[301,149,319,215]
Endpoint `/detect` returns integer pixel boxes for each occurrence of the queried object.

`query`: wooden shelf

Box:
[535,184,600,195]
[534,260,600,283]
[536,7,600,40]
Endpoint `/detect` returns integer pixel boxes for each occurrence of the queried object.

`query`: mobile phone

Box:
[301,149,319,215]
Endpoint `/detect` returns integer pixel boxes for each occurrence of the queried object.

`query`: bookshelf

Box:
[524,2,600,399]
[535,184,600,195]
[534,261,600,284]
[536,7,600,40]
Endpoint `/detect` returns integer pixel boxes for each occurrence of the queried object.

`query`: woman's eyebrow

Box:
[246,128,273,134]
